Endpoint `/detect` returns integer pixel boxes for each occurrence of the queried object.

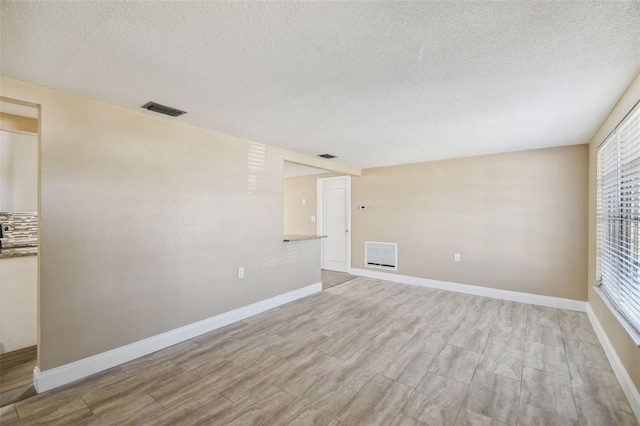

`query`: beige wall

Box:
[0,130,39,212]
[587,72,640,391]
[0,77,321,370]
[351,145,589,300]
[284,146,588,301]
[283,176,319,235]
[283,172,337,235]
[0,112,38,134]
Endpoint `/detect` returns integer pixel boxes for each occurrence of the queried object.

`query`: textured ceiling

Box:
[1,1,639,168]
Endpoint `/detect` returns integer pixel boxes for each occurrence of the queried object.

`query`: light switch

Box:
[311,216,316,222]
[302,198,306,205]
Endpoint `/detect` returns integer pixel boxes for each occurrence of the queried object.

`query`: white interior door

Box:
[318,176,351,272]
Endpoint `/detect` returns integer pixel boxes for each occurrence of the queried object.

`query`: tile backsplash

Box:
[0,212,38,247]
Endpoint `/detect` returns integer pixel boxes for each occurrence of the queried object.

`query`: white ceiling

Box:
[1,2,639,168]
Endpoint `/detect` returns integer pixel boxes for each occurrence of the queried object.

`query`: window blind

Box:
[597,101,640,334]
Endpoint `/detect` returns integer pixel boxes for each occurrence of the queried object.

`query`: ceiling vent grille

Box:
[365,241,397,270]
[142,102,187,117]
[317,153,336,159]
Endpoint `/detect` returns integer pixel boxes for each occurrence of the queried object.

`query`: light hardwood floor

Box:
[321,270,355,290]
[2,277,638,425]
[0,347,37,408]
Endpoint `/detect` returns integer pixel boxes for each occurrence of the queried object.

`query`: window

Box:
[596,101,640,339]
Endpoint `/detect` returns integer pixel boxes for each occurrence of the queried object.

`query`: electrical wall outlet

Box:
[238,267,245,278]
[454,254,461,262]
[311,215,316,222]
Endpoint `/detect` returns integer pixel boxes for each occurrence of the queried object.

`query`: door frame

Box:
[317,176,351,273]
[0,95,42,380]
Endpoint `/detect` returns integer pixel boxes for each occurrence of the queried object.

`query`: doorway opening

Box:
[0,96,40,407]
[282,161,329,237]
[282,162,354,289]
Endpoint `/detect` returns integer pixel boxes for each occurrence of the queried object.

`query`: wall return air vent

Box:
[141,102,187,117]
[365,241,397,271]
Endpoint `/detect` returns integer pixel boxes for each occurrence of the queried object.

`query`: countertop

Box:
[283,234,327,242]
[0,245,38,259]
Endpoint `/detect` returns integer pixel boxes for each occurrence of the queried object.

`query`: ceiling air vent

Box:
[318,154,336,159]
[141,102,186,117]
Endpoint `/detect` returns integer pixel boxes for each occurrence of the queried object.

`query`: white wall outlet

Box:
[311,215,316,222]
[302,198,306,205]
[238,267,245,278]
[454,254,461,262]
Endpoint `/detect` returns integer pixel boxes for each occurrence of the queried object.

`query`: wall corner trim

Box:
[33,282,322,393]
[349,268,587,312]
[586,303,640,422]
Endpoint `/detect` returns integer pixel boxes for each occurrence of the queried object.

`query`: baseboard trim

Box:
[33,282,322,393]
[350,268,587,312]
[586,303,640,422]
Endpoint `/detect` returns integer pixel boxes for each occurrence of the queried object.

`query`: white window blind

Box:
[596,101,640,335]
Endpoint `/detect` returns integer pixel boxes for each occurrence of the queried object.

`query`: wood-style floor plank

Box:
[6,276,636,425]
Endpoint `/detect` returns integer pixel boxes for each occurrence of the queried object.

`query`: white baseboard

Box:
[33,282,322,393]
[586,303,640,422]
[350,268,587,312]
